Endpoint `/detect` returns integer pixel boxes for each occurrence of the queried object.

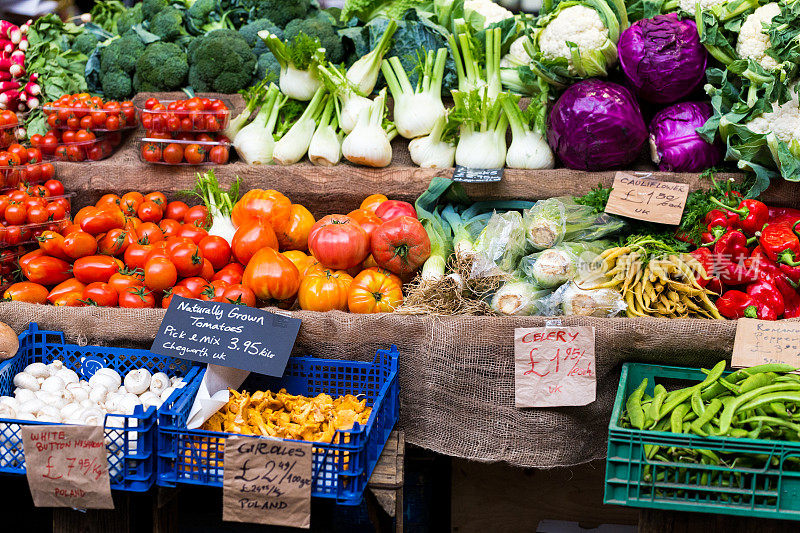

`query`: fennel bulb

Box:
[273,88,328,165]
[346,20,398,96]
[190,171,240,246]
[259,31,325,102]
[309,97,342,166]
[232,84,285,164]
[448,23,503,102]
[318,64,372,134]
[452,89,508,169]
[223,80,268,141]
[409,115,455,168]
[381,49,447,139]
[342,89,394,168]
[501,92,554,169]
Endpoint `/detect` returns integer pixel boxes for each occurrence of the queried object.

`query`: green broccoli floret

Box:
[254,52,281,83]
[150,6,186,42]
[240,18,283,57]
[284,15,344,64]
[72,32,99,56]
[135,41,189,91]
[101,69,133,101]
[187,29,256,93]
[142,0,168,20]
[116,3,143,35]
[248,0,312,28]
[186,0,234,35]
[100,31,146,75]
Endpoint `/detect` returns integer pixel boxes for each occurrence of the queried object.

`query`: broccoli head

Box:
[142,0,168,20]
[135,41,189,91]
[150,6,186,42]
[284,15,344,64]
[248,0,312,28]
[254,51,281,84]
[100,31,146,75]
[239,18,283,57]
[101,69,133,101]
[72,31,99,56]
[187,29,256,93]
[116,3,143,34]
[186,0,233,35]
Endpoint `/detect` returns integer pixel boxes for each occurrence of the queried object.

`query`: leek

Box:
[415,177,456,281]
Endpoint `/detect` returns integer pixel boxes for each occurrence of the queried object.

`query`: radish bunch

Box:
[0,20,41,113]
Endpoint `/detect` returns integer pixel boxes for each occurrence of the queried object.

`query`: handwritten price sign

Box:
[21,425,113,509]
[732,318,800,368]
[514,326,596,408]
[604,171,690,225]
[223,435,312,528]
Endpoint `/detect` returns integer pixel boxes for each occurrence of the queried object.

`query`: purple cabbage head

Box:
[649,101,722,172]
[618,13,708,104]
[547,79,648,171]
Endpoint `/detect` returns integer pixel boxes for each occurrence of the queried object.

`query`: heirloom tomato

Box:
[298,269,353,312]
[231,222,278,265]
[371,216,431,277]
[307,215,369,270]
[360,194,387,213]
[232,189,291,231]
[374,200,416,221]
[276,204,314,251]
[346,209,383,241]
[242,247,300,301]
[347,269,403,314]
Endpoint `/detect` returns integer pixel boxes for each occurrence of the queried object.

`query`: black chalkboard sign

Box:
[452,166,503,183]
[150,297,302,377]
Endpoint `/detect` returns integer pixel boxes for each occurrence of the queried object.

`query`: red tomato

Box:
[4,281,49,304]
[26,205,49,224]
[165,201,189,222]
[48,278,87,304]
[144,257,178,292]
[177,224,208,244]
[374,200,417,221]
[184,144,205,165]
[199,279,228,302]
[183,205,209,227]
[307,215,370,270]
[145,192,167,207]
[371,216,431,277]
[4,203,26,225]
[96,194,121,210]
[177,276,207,297]
[80,206,125,235]
[200,258,214,280]
[163,143,184,164]
[124,242,154,270]
[62,230,98,259]
[221,284,256,306]
[138,201,163,223]
[36,230,69,261]
[169,242,204,278]
[198,235,231,270]
[231,222,278,265]
[141,142,162,163]
[137,221,164,244]
[82,282,118,307]
[108,269,144,294]
[97,228,135,256]
[209,145,229,164]
[72,255,123,284]
[119,286,156,308]
[231,189,291,231]
[162,285,195,308]
[213,266,243,285]
[159,218,181,237]
[21,255,72,286]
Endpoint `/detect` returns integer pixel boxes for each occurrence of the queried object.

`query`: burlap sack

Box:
[0,302,749,468]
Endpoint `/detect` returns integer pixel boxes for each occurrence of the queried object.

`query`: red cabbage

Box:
[618,13,707,104]
[649,101,722,172]
[547,79,648,171]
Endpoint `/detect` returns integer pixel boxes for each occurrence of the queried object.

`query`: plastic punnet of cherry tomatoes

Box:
[139,97,230,133]
[139,132,230,165]
[43,95,134,132]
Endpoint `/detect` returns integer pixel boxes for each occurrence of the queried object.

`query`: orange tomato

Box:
[281,250,315,276]
[298,269,353,312]
[231,221,278,265]
[232,189,291,231]
[347,208,383,241]
[47,278,87,304]
[242,247,300,301]
[360,194,388,213]
[347,269,403,313]
[4,281,49,304]
[276,204,315,251]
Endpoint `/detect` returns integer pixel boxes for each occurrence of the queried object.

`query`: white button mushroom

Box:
[40,375,65,393]
[46,360,64,376]
[61,403,82,420]
[23,362,48,378]
[13,388,36,403]
[124,369,152,395]
[79,408,104,426]
[88,372,118,392]
[94,368,122,388]
[12,372,39,391]
[89,385,109,406]
[149,372,169,395]
[54,368,79,385]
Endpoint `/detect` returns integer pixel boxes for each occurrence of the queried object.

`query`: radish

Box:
[23,80,39,96]
[25,96,38,110]
[0,89,21,105]
[0,22,21,45]
[16,37,27,52]
[0,71,12,82]
[0,58,23,78]
[0,81,20,92]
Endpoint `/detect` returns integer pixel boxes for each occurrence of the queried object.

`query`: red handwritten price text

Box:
[514,326,597,408]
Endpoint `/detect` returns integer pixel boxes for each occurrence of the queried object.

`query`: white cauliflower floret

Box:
[736,3,781,71]
[679,0,726,14]
[747,86,800,144]
[464,0,515,26]
[500,36,529,69]
[539,5,610,71]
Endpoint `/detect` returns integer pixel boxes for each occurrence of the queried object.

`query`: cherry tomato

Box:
[159,218,181,237]
[177,276,207,297]
[198,235,231,270]
[144,192,167,207]
[144,257,178,291]
[208,145,229,164]
[138,201,163,223]
[177,224,208,245]
[169,241,204,278]
[137,221,164,244]
[184,144,205,165]
[43,180,64,197]
[162,285,195,308]
[163,143,183,164]
[183,205,209,228]
[108,268,144,294]
[141,142,162,163]
[119,286,156,308]
[164,201,189,222]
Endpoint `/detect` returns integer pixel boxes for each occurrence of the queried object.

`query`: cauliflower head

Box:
[539,5,611,72]
[746,85,800,145]
[501,36,529,69]
[464,0,515,27]
[678,0,726,14]
[736,3,781,71]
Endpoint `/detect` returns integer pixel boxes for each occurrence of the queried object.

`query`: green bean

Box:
[699,361,727,388]
[691,388,705,418]
[626,378,648,430]
[726,363,797,382]
[649,385,667,427]
[739,416,800,436]
[739,372,777,394]
[671,403,690,433]
[737,391,800,414]
[660,385,701,419]
[729,428,748,438]
[691,398,723,436]
[717,384,800,434]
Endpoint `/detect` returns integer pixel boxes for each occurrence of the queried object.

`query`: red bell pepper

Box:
[713,230,750,263]
[716,290,765,319]
[749,246,800,317]
[690,247,723,292]
[758,223,800,265]
[746,279,785,318]
[711,198,769,235]
[768,206,800,224]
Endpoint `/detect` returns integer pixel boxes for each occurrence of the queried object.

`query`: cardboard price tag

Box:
[515,326,596,408]
[732,318,800,368]
[223,435,312,528]
[151,296,302,377]
[604,171,690,225]
[21,425,114,509]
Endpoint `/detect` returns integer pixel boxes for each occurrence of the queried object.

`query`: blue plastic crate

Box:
[0,323,198,492]
[157,345,400,505]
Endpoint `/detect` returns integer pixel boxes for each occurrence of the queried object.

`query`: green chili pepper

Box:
[649,385,667,427]
[691,388,705,418]
[626,378,648,430]
[737,391,800,413]
[739,416,800,436]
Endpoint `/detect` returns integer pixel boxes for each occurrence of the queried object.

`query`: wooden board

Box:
[368,429,405,519]
[451,458,638,532]
[639,509,799,532]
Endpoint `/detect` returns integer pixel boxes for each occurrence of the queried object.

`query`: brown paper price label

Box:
[21,425,113,509]
[223,435,312,528]
[604,171,690,225]
[514,326,596,408]
[732,318,800,368]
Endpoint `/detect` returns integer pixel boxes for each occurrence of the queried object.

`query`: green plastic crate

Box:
[604,362,800,520]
